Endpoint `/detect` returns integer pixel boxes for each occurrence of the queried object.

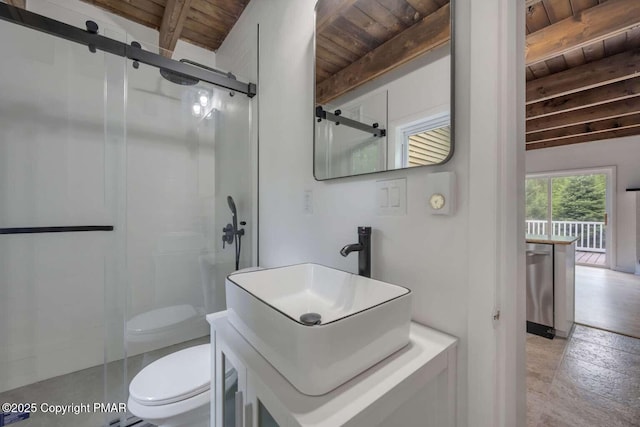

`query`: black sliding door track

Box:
[0,3,257,97]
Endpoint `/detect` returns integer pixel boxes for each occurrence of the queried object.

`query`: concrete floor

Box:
[527,325,640,427]
[575,266,640,339]
[0,337,208,427]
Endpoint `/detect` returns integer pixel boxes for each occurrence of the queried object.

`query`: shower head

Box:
[227,196,237,217]
[227,196,238,235]
[159,59,237,95]
[159,67,199,86]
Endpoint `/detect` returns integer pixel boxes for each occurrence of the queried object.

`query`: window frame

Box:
[398,112,451,168]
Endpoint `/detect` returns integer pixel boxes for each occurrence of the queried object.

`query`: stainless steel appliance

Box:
[526,243,555,338]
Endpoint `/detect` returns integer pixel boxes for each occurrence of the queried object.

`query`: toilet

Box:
[127,266,260,426]
[127,343,236,427]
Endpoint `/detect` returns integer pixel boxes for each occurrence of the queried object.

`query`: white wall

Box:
[217,0,525,426]
[0,0,251,392]
[526,135,640,273]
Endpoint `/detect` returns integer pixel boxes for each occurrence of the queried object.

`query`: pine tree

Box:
[555,175,605,222]
[526,179,547,220]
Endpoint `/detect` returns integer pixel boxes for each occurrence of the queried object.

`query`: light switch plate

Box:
[426,171,455,215]
[378,187,389,208]
[376,178,407,215]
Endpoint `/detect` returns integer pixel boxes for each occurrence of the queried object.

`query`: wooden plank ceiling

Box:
[11,0,640,149]
[315,0,451,105]
[525,0,640,150]
[78,0,250,55]
[316,0,640,150]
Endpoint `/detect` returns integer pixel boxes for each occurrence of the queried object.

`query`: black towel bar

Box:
[0,226,114,234]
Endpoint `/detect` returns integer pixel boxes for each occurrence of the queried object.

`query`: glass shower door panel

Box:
[123,54,254,391]
[0,14,125,427]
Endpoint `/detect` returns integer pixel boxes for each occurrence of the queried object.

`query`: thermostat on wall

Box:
[426,171,455,215]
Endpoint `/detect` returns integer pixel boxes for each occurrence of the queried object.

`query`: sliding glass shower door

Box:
[0,5,256,426]
[0,9,127,427]
[119,46,255,425]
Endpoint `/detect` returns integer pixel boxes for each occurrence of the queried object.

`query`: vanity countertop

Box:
[208,312,457,427]
[526,234,579,245]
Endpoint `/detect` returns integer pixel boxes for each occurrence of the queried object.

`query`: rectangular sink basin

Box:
[225,263,412,395]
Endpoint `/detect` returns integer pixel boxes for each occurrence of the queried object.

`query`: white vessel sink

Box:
[225,263,412,395]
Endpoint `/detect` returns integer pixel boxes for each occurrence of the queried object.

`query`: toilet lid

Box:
[126,305,200,335]
[129,344,211,406]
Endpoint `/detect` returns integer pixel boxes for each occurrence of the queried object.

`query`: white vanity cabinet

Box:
[208,311,458,427]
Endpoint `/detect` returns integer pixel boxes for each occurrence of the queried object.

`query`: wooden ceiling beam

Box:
[527,77,640,119]
[526,49,640,103]
[526,113,640,143]
[316,0,360,34]
[526,96,640,133]
[526,126,640,150]
[159,0,194,58]
[526,0,640,66]
[6,0,26,8]
[316,3,450,104]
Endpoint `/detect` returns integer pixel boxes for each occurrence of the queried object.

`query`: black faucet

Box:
[340,226,371,278]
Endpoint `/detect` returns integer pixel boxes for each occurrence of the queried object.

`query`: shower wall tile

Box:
[0,233,109,392]
[0,25,110,229]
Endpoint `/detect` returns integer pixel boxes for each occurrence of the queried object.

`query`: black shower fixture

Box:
[160,59,239,98]
[160,67,200,86]
[222,195,246,271]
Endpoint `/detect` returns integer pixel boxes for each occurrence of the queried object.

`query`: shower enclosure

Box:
[0,2,256,426]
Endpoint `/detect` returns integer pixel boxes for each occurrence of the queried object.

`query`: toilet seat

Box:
[127,387,211,425]
[129,344,210,406]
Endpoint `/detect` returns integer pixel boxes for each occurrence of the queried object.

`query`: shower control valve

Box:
[222,224,234,248]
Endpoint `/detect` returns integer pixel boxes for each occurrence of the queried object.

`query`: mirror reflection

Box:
[314,0,453,180]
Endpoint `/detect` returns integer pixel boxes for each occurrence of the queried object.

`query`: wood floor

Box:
[527,326,640,427]
[575,266,640,339]
[575,250,606,267]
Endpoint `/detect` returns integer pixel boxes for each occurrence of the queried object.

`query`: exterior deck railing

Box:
[526,220,606,253]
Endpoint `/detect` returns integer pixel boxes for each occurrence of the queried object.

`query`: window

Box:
[400,113,451,168]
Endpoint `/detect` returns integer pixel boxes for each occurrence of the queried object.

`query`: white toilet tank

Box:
[153,232,206,309]
[125,232,209,353]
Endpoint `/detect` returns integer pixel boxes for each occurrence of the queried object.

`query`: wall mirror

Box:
[314,0,453,180]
